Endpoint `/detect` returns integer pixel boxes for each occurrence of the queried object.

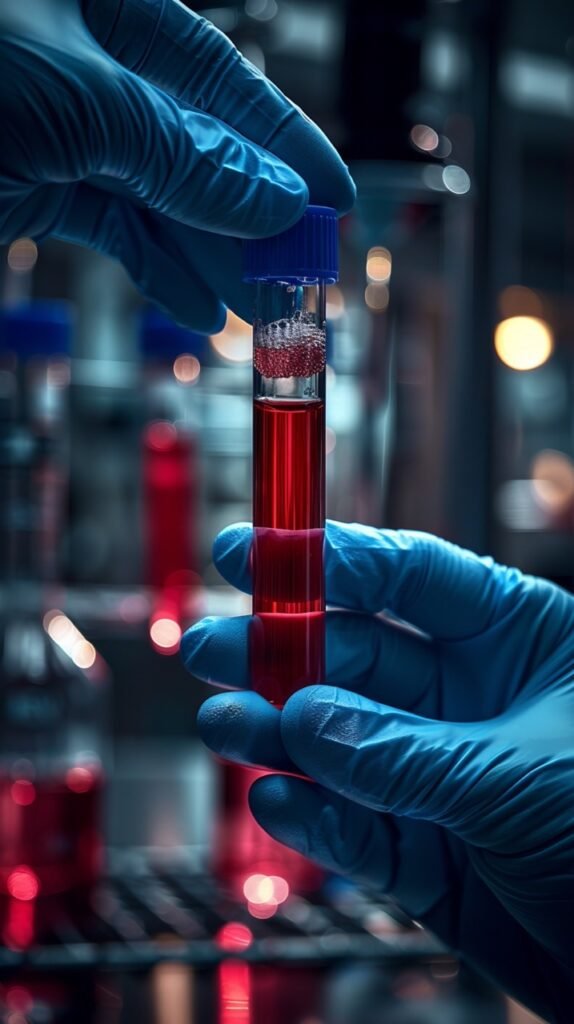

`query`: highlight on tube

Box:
[243,206,338,708]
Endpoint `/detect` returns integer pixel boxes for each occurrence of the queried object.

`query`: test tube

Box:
[243,206,338,707]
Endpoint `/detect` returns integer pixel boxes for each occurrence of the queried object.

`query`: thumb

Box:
[281,686,481,831]
[89,56,309,237]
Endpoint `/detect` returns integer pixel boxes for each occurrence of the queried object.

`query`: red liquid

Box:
[213,762,322,898]
[0,772,103,946]
[143,421,199,588]
[252,398,325,707]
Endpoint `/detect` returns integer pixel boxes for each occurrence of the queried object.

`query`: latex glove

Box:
[0,0,354,331]
[183,521,574,1024]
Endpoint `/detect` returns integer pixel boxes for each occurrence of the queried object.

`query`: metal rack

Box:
[0,868,449,974]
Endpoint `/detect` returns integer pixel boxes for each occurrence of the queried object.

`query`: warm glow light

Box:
[10,781,35,807]
[242,873,289,908]
[495,316,554,370]
[150,617,182,653]
[410,124,439,152]
[7,868,39,902]
[44,611,98,669]
[531,450,574,513]
[72,640,96,669]
[216,922,253,952]
[366,247,392,283]
[498,285,543,320]
[66,765,96,794]
[7,238,38,273]
[365,283,389,312]
[326,285,345,320]
[173,354,201,384]
[210,311,252,363]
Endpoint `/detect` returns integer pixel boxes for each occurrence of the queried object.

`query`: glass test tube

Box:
[244,206,338,707]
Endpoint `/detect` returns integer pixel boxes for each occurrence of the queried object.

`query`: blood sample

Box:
[244,205,338,706]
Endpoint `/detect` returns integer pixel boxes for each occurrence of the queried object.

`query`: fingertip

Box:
[281,685,338,763]
[198,691,293,771]
[213,523,253,591]
[248,172,309,239]
[248,774,315,836]
[180,617,213,673]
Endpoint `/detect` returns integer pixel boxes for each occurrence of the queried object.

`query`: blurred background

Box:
[0,0,571,1019]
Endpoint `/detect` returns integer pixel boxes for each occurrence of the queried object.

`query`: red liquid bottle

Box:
[244,205,339,707]
[139,311,206,650]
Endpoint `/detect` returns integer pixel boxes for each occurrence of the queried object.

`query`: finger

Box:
[213,521,528,641]
[83,0,355,215]
[197,691,297,774]
[54,185,226,332]
[9,39,309,240]
[183,611,438,713]
[103,66,309,238]
[248,775,397,888]
[280,686,475,830]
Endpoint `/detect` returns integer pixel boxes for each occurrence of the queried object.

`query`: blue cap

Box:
[0,302,73,356]
[139,308,208,360]
[243,205,339,284]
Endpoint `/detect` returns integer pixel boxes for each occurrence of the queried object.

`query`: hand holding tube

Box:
[0,0,354,330]
[183,521,574,1022]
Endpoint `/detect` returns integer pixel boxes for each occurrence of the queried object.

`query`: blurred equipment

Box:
[0,305,107,946]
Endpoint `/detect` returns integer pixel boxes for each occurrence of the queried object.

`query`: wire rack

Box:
[0,867,450,974]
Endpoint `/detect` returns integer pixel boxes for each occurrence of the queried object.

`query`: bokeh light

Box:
[7,238,38,273]
[7,868,39,902]
[66,765,97,794]
[442,165,471,194]
[498,285,543,320]
[410,124,439,152]
[149,617,182,653]
[365,283,389,312]
[43,611,97,670]
[10,781,36,807]
[242,873,290,918]
[531,450,574,514]
[326,285,345,320]
[173,354,201,384]
[216,922,253,952]
[144,421,178,452]
[495,316,554,370]
[366,247,392,283]
[210,311,252,363]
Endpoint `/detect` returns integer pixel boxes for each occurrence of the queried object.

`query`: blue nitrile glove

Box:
[0,0,354,331]
[183,521,574,1023]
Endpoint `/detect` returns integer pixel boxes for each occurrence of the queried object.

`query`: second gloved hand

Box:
[183,521,574,1024]
[0,0,354,330]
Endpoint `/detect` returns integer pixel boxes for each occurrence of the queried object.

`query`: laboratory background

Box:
[0,0,572,1021]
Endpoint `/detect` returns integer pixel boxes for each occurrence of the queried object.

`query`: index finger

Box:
[213,520,530,640]
[83,0,355,215]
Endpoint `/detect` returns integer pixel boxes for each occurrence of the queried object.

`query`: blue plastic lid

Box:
[243,205,339,283]
[139,308,208,360]
[0,302,73,356]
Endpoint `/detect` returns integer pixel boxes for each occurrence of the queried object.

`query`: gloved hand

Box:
[0,0,354,331]
[183,521,574,1023]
